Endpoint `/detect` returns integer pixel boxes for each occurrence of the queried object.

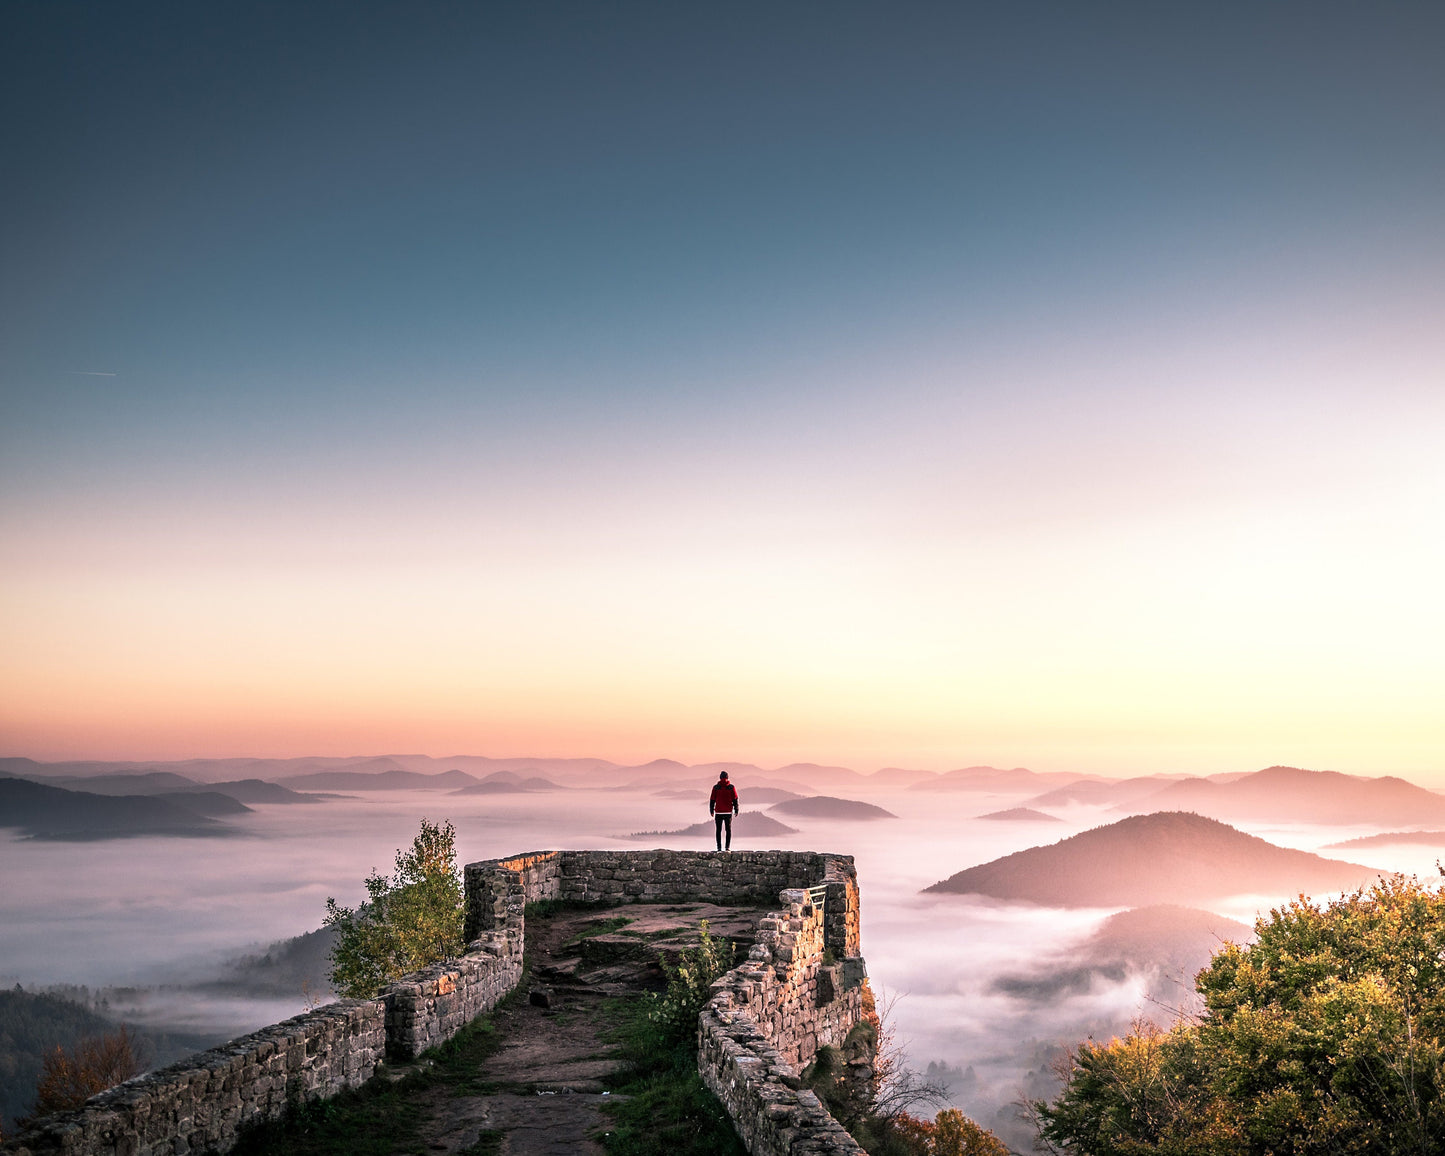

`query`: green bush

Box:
[324,818,463,999]
[643,920,735,1050]
[600,923,744,1156]
[1036,875,1445,1154]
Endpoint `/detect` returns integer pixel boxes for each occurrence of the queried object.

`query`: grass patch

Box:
[422,1013,505,1095]
[599,1069,745,1156]
[228,1079,429,1156]
[229,1015,506,1155]
[563,915,634,946]
[599,985,744,1156]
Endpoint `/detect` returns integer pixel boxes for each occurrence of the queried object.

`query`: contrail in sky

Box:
[68,371,119,376]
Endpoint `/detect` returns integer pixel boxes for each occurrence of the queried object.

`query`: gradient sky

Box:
[2,2,1442,777]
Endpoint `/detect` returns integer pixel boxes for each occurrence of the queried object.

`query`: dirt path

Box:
[409,903,760,1156]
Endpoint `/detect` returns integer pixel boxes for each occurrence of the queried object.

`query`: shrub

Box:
[600,921,745,1156]
[324,818,463,999]
[31,1026,142,1115]
[643,920,735,1050]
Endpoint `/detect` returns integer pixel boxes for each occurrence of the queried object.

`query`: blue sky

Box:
[2,3,1443,773]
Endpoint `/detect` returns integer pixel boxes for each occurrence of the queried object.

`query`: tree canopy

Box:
[1037,875,1445,1154]
[324,818,464,999]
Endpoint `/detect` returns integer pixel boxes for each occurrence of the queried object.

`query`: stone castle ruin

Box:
[4,849,875,1156]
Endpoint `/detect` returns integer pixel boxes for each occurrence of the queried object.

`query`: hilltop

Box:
[0,778,238,840]
[451,772,565,795]
[924,812,1384,906]
[627,811,798,841]
[767,796,897,821]
[909,766,1087,793]
[275,769,481,791]
[1325,830,1445,849]
[1121,766,1445,826]
[992,904,1253,1005]
[977,807,1062,823]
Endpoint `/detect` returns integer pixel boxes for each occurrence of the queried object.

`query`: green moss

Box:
[563,916,635,946]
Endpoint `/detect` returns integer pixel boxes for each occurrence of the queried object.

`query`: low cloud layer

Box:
[2,781,1431,1148]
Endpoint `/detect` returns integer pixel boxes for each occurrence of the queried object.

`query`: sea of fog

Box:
[4,785,1437,1147]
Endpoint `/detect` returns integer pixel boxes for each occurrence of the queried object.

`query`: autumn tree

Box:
[31,1026,143,1116]
[1036,875,1445,1154]
[885,1108,1012,1156]
[324,818,464,999]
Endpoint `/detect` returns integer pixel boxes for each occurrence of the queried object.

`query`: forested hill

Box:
[0,779,234,840]
[0,989,118,1132]
[1124,765,1445,826]
[925,812,1384,906]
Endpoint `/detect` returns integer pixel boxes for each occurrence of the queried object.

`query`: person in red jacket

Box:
[708,771,740,852]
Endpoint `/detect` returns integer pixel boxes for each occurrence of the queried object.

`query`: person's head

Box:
[718,771,729,782]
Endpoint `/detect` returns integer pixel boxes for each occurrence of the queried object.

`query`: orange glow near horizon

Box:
[4,288,1443,783]
[4,456,1443,782]
[5,4,1445,792]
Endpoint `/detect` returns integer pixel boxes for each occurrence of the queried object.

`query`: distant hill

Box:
[992,904,1253,1006]
[0,755,415,785]
[1026,776,1183,809]
[865,767,941,787]
[0,989,122,1131]
[767,796,898,821]
[451,772,564,795]
[155,792,253,818]
[1325,830,1445,849]
[909,766,1091,793]
[0,779,235,840]
[1086,904,1253,965]
[924,812,1384,906]
[19,773,317,806]
[651,786,803,804]
[274,769,480,791]
[627,812,799,840]
[977,807,1062,823]
[208,925,338,997]
[42,771,203,795]
[0,752,944,793]
[1124,766,1445,827]
[772,762,868,786]
[188,779,320,805]
[735,787,804,804]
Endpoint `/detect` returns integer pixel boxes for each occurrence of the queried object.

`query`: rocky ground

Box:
[399,902,761,1156]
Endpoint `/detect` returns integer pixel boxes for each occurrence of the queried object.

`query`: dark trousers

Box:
[714,812,732,850]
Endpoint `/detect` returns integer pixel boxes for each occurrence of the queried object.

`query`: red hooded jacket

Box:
[709,779,739,815]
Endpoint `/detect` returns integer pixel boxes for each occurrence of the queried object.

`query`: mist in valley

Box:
[6,762,1444,1146]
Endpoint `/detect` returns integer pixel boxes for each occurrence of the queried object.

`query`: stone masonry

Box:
[698,861,875,1156]
[4,849,873,1156]
[2,1000,384,1156]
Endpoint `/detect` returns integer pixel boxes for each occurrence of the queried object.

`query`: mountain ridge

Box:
[925,811,1385,906]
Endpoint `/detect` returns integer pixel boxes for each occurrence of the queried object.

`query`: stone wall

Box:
[698,860,875,1156]
[464,849,849,947]
[463,850,561,938]
[3,1000,384,1156]
[383,926,523,1060]
[465,848,877,1152]
[3,939,523,1155]
[6,848,872,1156]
